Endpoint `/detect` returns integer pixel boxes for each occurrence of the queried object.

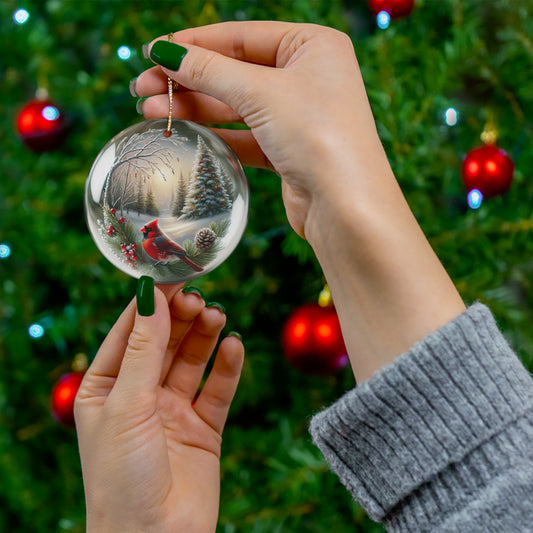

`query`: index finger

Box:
[155,20,296,67]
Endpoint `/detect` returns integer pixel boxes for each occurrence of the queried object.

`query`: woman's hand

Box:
[134,21,385,239]
[75,281,244,533]
[134,22,465,383]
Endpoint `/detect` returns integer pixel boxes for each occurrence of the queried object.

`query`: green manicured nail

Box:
[136,97,147,115]
[206,302,226,314]
[182,286,204,299]
[142,43,150,59]
[129,77,138,97]
[137,276,155,316]
[228,331,243,342]
[150,40,188,71]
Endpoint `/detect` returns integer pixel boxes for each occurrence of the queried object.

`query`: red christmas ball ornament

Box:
[16,98,67,151]
[51,372,84,426]
[462,144,514,198]
[282,303,348,375]
[368,0,415,18]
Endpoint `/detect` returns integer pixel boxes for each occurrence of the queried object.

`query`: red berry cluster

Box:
[109,208,125,222]
[107,208,127,236]
[120,243,138,264]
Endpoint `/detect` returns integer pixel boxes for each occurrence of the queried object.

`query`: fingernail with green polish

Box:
[228,331,243,342]
[182,286,204,299]
[136,97,147,115]
[206,302,226,314]
[142,43,150,59]
[137,276,155,316]
[129,77,138,97]
[150,40,188,71]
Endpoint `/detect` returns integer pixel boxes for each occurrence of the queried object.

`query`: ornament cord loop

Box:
[164,32,176,138]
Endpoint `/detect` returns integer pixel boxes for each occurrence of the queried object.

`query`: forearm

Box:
[304,140,465,383]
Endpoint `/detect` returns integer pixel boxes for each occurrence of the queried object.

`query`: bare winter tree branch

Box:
[104,128,188,216]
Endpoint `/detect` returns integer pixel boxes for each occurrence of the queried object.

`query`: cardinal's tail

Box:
[180,255,204,272]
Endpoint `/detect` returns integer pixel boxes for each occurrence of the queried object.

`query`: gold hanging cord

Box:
[164,32,176,137]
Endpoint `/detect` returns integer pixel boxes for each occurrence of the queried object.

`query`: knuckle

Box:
[73,396,83,419]
[204,390,228,410]
[188,50,218,84]
[180,347,208,367]
[127,328,153,356]
[231,32,247,61]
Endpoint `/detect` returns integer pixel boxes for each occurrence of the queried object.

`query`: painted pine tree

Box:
[181,136,232,220]
[171,169,187,217]
[145,182,159,217]
[134,177,146,216]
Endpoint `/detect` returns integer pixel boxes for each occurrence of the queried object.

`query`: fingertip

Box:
[142,42,151,59]
[149,40,189,71]
[227,331,243,342]
[135,278,168,321]
[169,285,205,321]
[202,303,227,329]
[156,282,185,302]
[182,285,205,299]
[136,276,155,317]
[206,301,226,314]
[220,333,245,368]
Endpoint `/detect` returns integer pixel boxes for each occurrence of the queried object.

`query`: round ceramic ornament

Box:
[85,118,249,283]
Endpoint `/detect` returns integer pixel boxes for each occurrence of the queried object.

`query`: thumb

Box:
[148,40,266,119]
[113,277,171,395]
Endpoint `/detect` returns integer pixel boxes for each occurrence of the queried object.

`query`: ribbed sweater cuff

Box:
[309,303,533,528]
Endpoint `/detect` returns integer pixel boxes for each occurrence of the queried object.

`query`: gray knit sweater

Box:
[309,303,533,532]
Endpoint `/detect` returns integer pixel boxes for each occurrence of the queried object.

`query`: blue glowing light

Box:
[444,107,459,126]
[117,46,132,60]
[14,9,30,24]
[42,105,60,121]
[377,11,391,29]
[0,244,11,259]
[29,323,45,339]
[468,189,483,209]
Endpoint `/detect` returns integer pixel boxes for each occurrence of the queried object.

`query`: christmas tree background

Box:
[2,1,533,531]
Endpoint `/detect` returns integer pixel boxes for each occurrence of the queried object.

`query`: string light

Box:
[117,45,132,60]
[42,105,60,121]
[28,324,45,339]
[13,9,30,24]
[444,107,459,126]
[0,243,11,259]
[467,189,483,210]
[376,11,391,29]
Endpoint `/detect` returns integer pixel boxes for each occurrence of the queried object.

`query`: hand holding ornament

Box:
[134,21,386,240]
[135,21,465,383]
[74,280,244,533]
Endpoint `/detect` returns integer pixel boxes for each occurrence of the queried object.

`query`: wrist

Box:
[301,144,465,382]
[303,138,397,252]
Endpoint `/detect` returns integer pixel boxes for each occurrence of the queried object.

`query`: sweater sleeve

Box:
[309,303,533,533]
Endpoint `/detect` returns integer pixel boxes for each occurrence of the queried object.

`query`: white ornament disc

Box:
[85,119,249,283]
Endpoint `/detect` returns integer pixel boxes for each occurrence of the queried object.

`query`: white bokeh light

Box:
[467,189,483,210]
[444,107,459,126]
[29,323,45,338]
[0,243,11,259]
[117,45,132,60]
[377,11,391,29]
[14,9,30,24]
[42,105,60,121]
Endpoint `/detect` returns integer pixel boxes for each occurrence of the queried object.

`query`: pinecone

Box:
[195,228,216,250]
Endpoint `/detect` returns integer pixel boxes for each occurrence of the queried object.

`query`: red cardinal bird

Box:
[140,219,203,272]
